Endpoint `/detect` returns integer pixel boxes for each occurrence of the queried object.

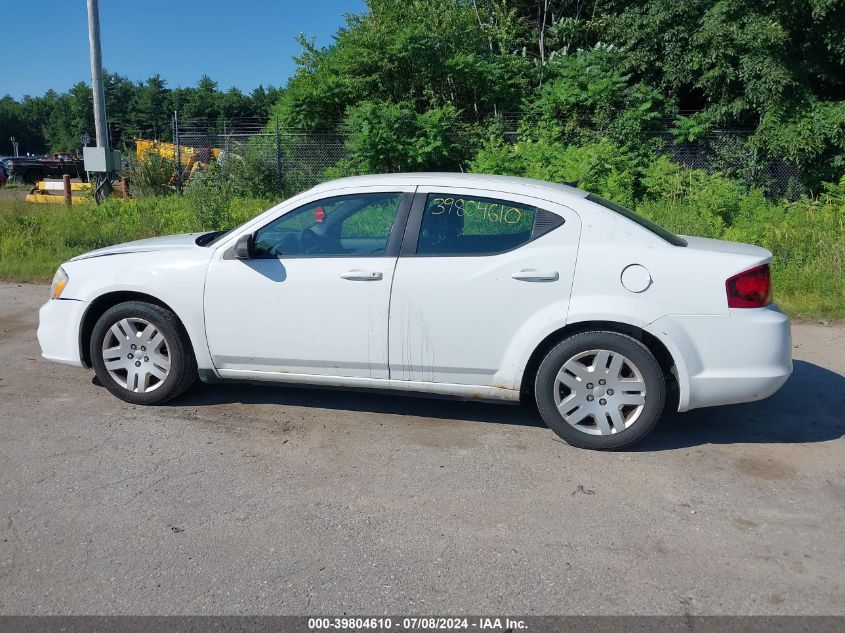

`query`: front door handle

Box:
[511,269,559,282]
[340,270,383,281]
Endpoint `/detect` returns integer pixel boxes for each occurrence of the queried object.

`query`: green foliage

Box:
[4,0,843,191]
[755,98,845,189]
[0,195,272,280]
[272,0,532,131]
[1,73,284,155]
[472,134,640,205]
[606,0,844,121]
[270,0,844,191]
[535,49,665,146]
[183,159,283,230]
[673,112,713,144]
[220,137,283,199]
[185,161,237,230]
[126,152,178,197]
[339,101,464,173]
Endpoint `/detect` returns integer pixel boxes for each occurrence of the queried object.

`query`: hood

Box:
[70,233,205,261]
[681,235,772,259]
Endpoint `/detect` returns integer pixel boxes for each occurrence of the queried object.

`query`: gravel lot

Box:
[0,282,843,615]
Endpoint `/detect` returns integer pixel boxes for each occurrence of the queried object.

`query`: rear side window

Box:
[586,193,687,246]
[415,194,563,256]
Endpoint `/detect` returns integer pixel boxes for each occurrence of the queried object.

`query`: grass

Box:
[0,195,274,280]
[636,181,845,319]
[0,188,842,318]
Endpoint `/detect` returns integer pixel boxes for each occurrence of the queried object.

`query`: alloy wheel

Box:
[101,317,171,393]
[553,349,647,435]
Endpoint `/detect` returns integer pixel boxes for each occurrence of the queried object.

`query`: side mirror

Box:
[233,234,254,259]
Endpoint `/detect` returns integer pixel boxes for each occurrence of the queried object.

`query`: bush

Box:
[339,101,465,173]
[536,49,666,147]
[472,135,639,205]
[184,161,236,230]
[221,136,283,199]
[127,152,180,197]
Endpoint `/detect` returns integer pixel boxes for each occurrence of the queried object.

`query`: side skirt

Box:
[215,368,521,402]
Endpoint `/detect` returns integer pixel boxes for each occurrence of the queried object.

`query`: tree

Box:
[340,101,464,173]
[273,0,531,130]
[131,75,170,139]
[39,83,93,153]
[0,73,279,154]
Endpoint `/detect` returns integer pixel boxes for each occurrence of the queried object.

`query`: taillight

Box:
[726,264,772,308]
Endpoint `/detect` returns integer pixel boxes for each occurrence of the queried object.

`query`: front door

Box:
[204,189,412,379]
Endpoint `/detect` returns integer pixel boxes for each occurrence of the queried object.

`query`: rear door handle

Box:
[340,270,383,281]
[511,269,559,282]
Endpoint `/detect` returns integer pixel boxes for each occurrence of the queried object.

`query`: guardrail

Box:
[25,175,129,204]
[26,177,91,204]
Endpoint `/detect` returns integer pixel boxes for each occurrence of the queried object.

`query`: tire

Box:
[90,301,197,405]
[534,331,666,450]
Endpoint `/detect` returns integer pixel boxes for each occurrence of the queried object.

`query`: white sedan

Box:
[38,173,792,449]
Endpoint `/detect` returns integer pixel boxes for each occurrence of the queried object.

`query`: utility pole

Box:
[84,0,118,202]
[87,0,108,149]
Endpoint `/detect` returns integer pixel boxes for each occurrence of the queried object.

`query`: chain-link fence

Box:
[127,114,802,200]
[660,131,803,200]
[168,116,345,197]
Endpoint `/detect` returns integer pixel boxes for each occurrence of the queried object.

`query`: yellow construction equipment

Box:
[136,139,221,172]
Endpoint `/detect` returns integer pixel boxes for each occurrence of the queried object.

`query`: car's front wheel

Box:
[534,331,666,450]
[90,301,197,405]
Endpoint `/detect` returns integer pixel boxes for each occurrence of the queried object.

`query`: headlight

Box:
[50,267,68,300]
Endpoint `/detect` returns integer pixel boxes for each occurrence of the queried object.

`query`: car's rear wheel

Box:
[534,331,666,450]
[90,301,197,405]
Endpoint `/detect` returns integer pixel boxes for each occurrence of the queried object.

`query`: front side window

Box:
[253,192,402,258]
[416,194,560,256]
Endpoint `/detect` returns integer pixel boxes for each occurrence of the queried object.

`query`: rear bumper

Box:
[646,306,792,412]
[37,298,88,367]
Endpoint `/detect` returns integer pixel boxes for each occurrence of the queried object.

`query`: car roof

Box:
[308,172,590,202]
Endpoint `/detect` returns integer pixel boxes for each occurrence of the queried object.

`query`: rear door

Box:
[388,187,581,388]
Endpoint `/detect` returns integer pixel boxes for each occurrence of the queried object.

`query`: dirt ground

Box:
[0,281,843,615]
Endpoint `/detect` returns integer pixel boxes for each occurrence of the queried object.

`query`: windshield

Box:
[586,193,687,247]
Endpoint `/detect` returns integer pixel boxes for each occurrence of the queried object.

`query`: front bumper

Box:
[37,298,89,367]
[646,306,792,412]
